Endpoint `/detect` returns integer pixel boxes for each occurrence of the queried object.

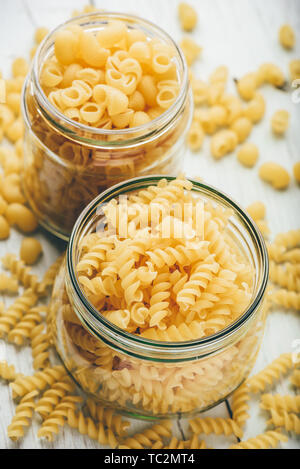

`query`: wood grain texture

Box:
[0,0,299,449]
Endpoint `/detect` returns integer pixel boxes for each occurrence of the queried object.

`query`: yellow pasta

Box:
[246,201,266,221]
[20,238,43,265]
[231,383,250,427]
[231,117,252,143]
[180,37,202,66]
[279,24,295,50]
[260,394,300,413]
[259,162,290,190]
[5,203,38,233]
[187,121,205,151]
[229,430,287,449]
[0,289,38,338]
[247,353,294,393]
[290,370,300,388]
[0,361,17,382]
[7,390,38,441]
[178,3,198,31]
[236,72,257,101]
[271,110,289,136]
[272,289,300,310]
[190,417,243,438]
[293,162,300,184]
[267,410,300,434]
[237,143,259,168]
[257,63,285,88]
[289,59,300,82]
[0,215,10,239]
[210,129,238,159]
[2,254,40,292]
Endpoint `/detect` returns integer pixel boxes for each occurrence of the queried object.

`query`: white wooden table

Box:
[0,0,299,449]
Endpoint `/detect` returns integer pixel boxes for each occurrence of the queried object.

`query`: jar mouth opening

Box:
[31,11,189,143]
[67,175,269,357]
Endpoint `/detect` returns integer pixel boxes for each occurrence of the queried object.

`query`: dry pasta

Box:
[231,382,250,427]
[229,430,287,449]
[237,143,259,168]
[0,361,17,382]
[293,162,300,184]
[260,394,300,413]
[7,390,38,441]
[178,3,198,31]
[20,237,43,265]
[267,410,300,434]
[259,162,290,190]
[271,110,289,136]
[189,417,243,438]
[279,24,295,50]
[247,353,295,393]
[0,273,19,293]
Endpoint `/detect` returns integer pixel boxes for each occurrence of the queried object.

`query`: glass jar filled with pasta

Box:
[49,175,269,420]
[22,12,192,240]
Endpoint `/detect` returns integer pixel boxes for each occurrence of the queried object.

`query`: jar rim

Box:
[31,11,189,145]
[66,175,269,361]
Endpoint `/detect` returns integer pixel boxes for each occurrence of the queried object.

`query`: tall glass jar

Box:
[49,176,269,420]
[21,12,192,241]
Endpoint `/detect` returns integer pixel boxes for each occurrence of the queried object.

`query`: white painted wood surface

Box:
[0,0,299,449]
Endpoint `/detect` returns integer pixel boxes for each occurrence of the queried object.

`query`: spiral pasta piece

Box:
[65,322,99,354]
[7,390,38,441]
[0,289,38,337]
[141,320,205,341]
[10,365,66,399]
[35,378,75,418]
[85,398,130,436]
[7,306,42,346]
[267,409,300,434]
[231,382,250,427]
[118,421,172,449]
[37,395,82,441]
[247,353,294,393]
[67,408,120,448]
[229,430,288,449]
[38,254,64,295]
[189,417,243,438]
[31,323,51,370]
[0,361,17,382]
[269,261,300,292]
[260,394,300,413]
[2,254,41,292]
[275,230,300,250]
[272,289,300,310]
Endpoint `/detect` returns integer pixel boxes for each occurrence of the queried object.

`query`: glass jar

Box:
[49,176,269,419]
[21,12,192,241]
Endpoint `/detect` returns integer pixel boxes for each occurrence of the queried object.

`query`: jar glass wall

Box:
[49,176,269,420]
[22,12,192,241]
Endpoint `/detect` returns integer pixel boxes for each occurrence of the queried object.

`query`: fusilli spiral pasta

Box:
[229,430,288,449]
[260,394,300,413]
[0,361,17,382]
[0,273,19,293]
[0,289,37,337]
[231,382,250,427]
[267,409,300,434]
[7,390,38,441]
[2,253,41,292]
[247,353,294,393]
[10,365,66,399]
[118,421,172,449]
[189,417,243,438]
